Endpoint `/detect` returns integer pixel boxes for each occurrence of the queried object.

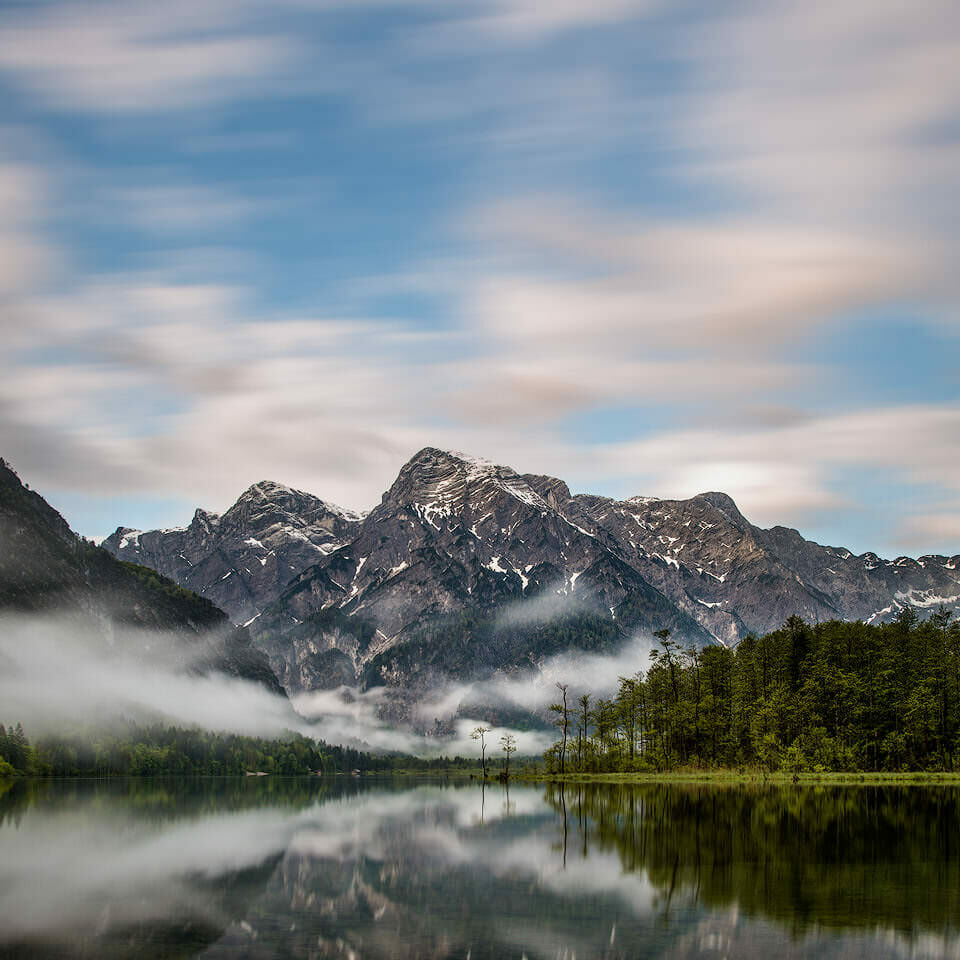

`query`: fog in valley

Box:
[0,611,656,758]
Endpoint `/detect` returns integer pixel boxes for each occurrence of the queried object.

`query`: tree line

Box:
[543,607,960,773]
[0,723,477,778]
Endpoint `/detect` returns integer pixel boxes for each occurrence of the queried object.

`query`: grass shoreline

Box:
[7,768,960,785]
[511,770,960,785]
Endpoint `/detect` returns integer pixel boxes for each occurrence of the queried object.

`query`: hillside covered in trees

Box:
[544,608,960,773]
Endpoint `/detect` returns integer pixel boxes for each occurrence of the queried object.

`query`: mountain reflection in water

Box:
[1,777,959,959]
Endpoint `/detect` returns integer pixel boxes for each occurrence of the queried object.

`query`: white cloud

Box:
[0,1,300,112]
[680,0,960,238]
[592,406,960,530]
[1,0,959,563]
[0,161,58,302]
[111,185,259,232]
[468,200,920,351]
[443,0,663,41]
[895,512,960,554]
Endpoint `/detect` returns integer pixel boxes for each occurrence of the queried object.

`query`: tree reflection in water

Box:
[543,781,960,937]
[3,778,960,959]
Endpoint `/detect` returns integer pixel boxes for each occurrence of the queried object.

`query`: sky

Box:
[0,0,958,558]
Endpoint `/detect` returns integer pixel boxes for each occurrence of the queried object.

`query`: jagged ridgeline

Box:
[0,458,282,694]
[99,448,960,700]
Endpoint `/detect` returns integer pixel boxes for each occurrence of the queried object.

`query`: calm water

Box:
[1,777,960,959]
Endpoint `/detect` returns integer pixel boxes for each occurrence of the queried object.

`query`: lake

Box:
[1,777,959,958]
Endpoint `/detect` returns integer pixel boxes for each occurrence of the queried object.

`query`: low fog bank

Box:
[414,634,656,725]
[293,633,657,760]
[0,612,656,760]
[493,583,590,629]
[0,613,555,757]
[0,613,305,738]
[291,686,554,758]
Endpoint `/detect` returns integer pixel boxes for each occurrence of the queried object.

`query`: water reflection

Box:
[543,782,960,940]
[1,777,959,958]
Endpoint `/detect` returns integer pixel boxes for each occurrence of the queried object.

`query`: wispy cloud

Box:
[895,511,960,554]
[590,406,960,526]
[0,1,300,112]
[0,0,958,558]
[0,160,58,302]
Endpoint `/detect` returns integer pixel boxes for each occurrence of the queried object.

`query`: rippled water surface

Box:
[2,777,960,958]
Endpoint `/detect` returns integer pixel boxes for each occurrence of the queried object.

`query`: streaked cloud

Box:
[895,512,960,554]
[0,0,957,557]
[0,1,300,112]
[595,406,960,533]
[0,160,58,301]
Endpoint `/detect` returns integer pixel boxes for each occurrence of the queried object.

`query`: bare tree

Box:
[500,732,517,780]
[549,682,570,775]
[471,725,490,778]
[576,692,591,771]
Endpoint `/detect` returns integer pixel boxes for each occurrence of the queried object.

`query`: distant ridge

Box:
[0,457,283,695]
[98,447,959,697]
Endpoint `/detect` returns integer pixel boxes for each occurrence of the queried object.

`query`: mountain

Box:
[102,481,364,626]
[555,487,960,646]
[0,458,283,695]
[253,448,713,692]
[100,447,960,696]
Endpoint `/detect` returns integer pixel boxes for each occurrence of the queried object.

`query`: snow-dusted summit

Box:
[103,480,364,625]
[103,447,960,695]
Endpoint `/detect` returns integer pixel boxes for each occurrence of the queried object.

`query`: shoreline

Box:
[513,770,960,785]
[7,768,960,785]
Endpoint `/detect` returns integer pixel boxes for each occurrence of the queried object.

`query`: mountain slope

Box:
[98,447,960,696]
[103,481,364,626]
[253,448,711,690]
[523,480,960,643]
[0,458,283,694]
[563,490,841,646]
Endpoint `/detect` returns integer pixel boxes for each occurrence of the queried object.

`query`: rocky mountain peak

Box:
[236,479,298,503]
[191,507,220,529]
[389,447,504,490]
[380,447,549,520]
[693,491,747,525]
[226,481,316,526]
[520,474,573,511]
[98,445,960,697]
[225,481,365,527]
[103,478,365,626]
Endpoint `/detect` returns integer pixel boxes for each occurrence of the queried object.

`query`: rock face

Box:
[103,481,364,627]
[255,448,712,692]
[556,488,936,648]
[102,447,960,695]
[0,458,284,695]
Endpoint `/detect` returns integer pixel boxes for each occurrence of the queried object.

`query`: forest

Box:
[6,606,960,779]
[543,607,960,773]
[0,722,475,778]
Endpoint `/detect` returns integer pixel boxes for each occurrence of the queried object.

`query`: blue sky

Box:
[1,0,958,557]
